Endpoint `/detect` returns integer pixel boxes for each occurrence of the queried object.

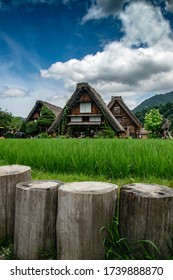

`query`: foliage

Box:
[0,108,12,131]
[134,107,150,125]
[37,106,55,132]
[134,101,173,132]
[38,132,51,138]
[20,121,26,133]
[0,239,15,260]
[144,109,163,137]
[8,116,23,132]
[0,109,23,132]
[5,132,14,138]
[59,105,68,135]
[100,218,162,260]
[26,121,40,136]
[98,129,115,138]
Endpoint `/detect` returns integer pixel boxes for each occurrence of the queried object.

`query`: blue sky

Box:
[0,0,173,117]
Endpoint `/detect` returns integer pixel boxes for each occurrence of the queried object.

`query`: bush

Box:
[98,129,115,138]
[5,132,14,138]
[38,133,51,139]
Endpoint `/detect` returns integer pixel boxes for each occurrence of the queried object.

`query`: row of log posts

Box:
[1,165,173,259]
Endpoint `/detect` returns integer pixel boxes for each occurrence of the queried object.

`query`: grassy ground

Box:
[0,138,173,187]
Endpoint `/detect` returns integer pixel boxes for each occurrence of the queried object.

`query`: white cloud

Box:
[120,1,172,48]
[0,86,32,99]
[82,0,129,23]
[41,1,173,109]
[82,0,173,23]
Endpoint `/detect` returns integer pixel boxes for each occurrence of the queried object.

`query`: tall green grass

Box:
[0,138,173,183]
[101,218,162,260]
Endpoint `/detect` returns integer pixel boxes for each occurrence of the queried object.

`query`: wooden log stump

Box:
[119,183,173,259]
[0,165,31,241]
[57,181,118,260]
[14,180,63,260]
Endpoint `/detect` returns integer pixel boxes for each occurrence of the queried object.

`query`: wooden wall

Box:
[69,93,101,115]
[109,100,139,137]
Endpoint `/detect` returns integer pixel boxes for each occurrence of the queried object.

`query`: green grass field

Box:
[0,138,173,187]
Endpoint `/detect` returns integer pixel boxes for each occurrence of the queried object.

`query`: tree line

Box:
[0,106,55,138]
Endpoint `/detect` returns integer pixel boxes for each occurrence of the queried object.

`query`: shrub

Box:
[98,129,115,138]
[38,133,51,139]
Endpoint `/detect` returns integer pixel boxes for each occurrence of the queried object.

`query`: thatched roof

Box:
[26,100,62,122]
[107,96,142,128]
[48,82,125,133]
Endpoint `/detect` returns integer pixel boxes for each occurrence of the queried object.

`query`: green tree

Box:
[26,121,39,137]
[144,109,163,137]
[20,121,26,133]
[8,116,23,132]
[37,106,55,132]
[0,108,12,130]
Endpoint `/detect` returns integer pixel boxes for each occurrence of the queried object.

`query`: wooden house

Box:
[107,96,142,138]
[48,83,125,137]
[26,100,62,123]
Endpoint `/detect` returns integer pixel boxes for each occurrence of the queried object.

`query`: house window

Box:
[114,106,120,115]
[89,116,101,122]
[80,103,91,113]
[71,116,82,122]
[116,117,122,124]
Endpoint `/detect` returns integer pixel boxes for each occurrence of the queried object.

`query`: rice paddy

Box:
[0,138,173,187]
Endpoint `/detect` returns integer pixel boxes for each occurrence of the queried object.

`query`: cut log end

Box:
[0,165,31,176]
[121,183,173,198]
[59,181,118,194]
[16,180,63,191]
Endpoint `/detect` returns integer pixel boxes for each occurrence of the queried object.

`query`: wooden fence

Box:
[0,165,173,260]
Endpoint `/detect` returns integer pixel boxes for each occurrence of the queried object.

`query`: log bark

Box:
[57,181,118,260]
[119,183,173,259]
[0,165,31,241]
[14,180,63,260]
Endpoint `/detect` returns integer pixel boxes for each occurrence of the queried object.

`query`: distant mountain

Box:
[133,91,173,113]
